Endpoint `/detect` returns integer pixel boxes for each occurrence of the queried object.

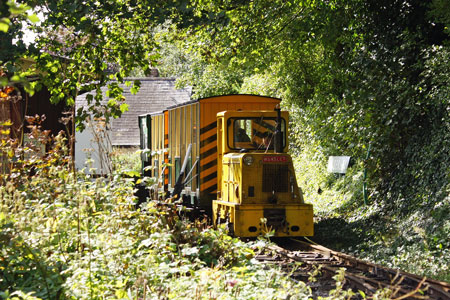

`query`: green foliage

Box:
[0,128,317,299]
[0,120,425,299]
[156,26,247,98]
[2,0,203,130]
[165,0,450,282]
[293,144,365,217]
[0,1,38,33]
[0,0,40,93]
[3,0,449,289]
[110,147,141,174]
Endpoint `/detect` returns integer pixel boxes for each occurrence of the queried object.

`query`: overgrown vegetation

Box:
[2,0,449,292]
[155,0,450,282]
[110,147,141,174]
[293,142,450,282]
[2,124,387,299]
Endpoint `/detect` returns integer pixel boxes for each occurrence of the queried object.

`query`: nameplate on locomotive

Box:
[262,156,288,163]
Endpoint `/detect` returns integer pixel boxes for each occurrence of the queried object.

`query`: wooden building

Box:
[0,84,70,173]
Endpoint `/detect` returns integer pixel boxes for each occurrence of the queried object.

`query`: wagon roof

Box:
[165,94,281,110]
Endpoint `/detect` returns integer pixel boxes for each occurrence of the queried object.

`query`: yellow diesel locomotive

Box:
[138,94,313,237]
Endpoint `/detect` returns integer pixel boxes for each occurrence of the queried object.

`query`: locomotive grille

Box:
[262,164,289,193]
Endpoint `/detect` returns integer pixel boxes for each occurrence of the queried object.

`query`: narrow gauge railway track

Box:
[255,239,450,299]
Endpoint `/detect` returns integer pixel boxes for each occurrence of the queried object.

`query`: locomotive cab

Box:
[213,110,314,237]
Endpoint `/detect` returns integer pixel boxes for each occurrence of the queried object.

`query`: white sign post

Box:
[327,156,351,174]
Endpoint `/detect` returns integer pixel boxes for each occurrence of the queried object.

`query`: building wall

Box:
[1,85,71,174]
[75,77,191,174]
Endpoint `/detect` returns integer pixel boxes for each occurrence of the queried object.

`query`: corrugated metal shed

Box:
[76,77,191,146]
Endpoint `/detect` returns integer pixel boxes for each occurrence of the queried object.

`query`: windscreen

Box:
[229,117,286,151]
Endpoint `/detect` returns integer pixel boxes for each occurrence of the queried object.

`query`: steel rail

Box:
[259,240,450,300]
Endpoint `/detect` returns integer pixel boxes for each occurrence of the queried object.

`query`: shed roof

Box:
[76,77,191,146]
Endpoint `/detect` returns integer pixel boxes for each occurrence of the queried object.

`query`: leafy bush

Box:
[0,118,420,299]
[0,125,317,299]
[289,90,450,282]
[292,135,450,282]
[110,147,141,174]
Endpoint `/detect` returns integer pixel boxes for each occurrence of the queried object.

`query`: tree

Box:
[0,0,207,168]
[0,0,40,92]
[167,0,450,211]
[1,0,207,126]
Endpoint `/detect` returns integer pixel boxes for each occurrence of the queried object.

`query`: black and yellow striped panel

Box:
[163,109,169,190]
[199,120,218,201]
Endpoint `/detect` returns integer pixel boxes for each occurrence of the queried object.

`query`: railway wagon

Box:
[138,94,313,237]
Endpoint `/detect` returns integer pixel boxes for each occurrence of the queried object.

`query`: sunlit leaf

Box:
[8,2,30,15]
[0,18,10,32]
[27,13,39,23]
[119,103,129,113]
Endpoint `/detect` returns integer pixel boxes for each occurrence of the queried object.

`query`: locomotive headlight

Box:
[243,155,254,166]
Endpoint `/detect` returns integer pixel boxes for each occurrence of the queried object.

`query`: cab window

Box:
[229,117,286,150]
